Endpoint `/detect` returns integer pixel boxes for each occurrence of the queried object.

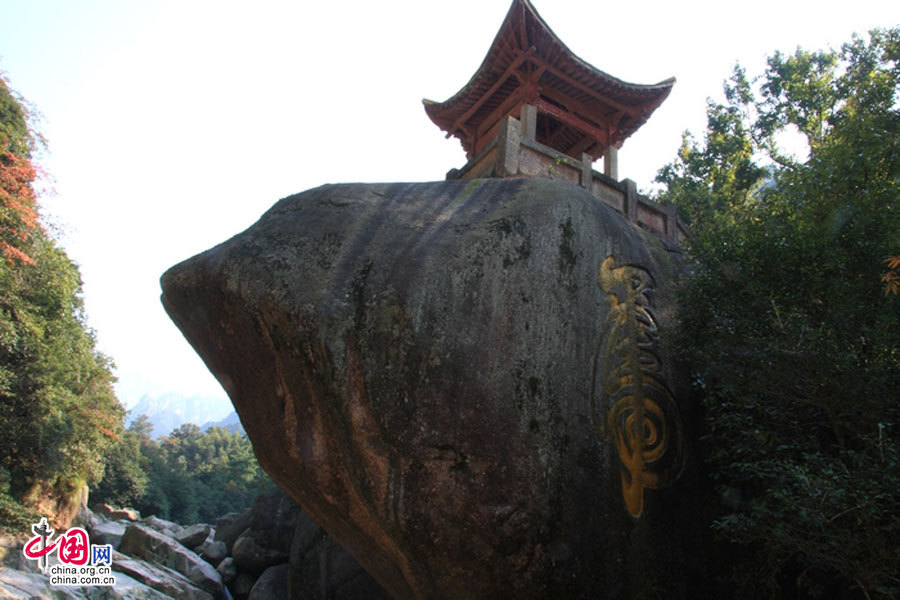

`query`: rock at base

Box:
[141,516,183,538]
[89,520,127,549]
[290,510,386,599]
[231,534,287,576]
[176,524,213,550]
[113,553,214,600]
[119,523,224,597]
[247,563,288,600]
[214,511,251,555]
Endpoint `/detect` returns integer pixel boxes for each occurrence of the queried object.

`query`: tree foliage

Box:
[92,418,274,525]
[90,423,148,509]
[0,76,124,533]
[657,29,900,599]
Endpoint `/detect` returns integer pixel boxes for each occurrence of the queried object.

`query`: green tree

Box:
[0,75,123,531]
[153,423,272,523]
[91,426,149,509]
[112,419,273,524]
[657,29,900,599]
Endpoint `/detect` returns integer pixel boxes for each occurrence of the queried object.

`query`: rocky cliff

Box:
[161,178,707,599]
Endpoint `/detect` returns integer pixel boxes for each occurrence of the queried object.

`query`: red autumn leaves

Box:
[0,146,39,264]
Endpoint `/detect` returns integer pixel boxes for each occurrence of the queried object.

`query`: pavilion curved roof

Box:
[423,0,674,161]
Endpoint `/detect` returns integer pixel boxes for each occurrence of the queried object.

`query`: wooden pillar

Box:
[580,153,593,190]
[520,104,537,141]
[496,115,521,177]
[604,145,619,180]
[665,201,678,244]
[624,178,638,222]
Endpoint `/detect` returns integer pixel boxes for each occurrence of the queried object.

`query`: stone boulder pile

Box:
[0,490,384,599]
[215,491,385,600]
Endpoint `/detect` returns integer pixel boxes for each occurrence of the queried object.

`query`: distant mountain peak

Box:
[127,392,234,438]
[201,411,245,435]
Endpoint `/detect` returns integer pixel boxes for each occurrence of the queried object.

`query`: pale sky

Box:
[0,0,893,408]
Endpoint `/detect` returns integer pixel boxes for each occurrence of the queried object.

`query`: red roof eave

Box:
[422,0,674,153]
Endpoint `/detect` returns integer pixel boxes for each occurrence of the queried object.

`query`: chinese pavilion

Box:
[423,0,685,243]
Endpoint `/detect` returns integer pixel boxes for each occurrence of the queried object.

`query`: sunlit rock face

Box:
[161,178,704,599]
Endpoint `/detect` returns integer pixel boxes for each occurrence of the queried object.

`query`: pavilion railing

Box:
[447,107,687,246]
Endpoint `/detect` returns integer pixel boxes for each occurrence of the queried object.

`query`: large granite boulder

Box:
[141,516,183,538]
[195,536,227,567]
[119,523,225,598]
[0,567,174,599]
[216,556,237,585]
[223,488,382,599]
[247,563,289,600]
[161,178,705,599]
[231,532,287,576]
[175,524,213,550]
[230,491,298,576]
[244,491,299,558]
[93,505,141,522]
[89,519,128,548]
[290,509,387,599]
[214,510,251,555]
[113,553,214,600]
